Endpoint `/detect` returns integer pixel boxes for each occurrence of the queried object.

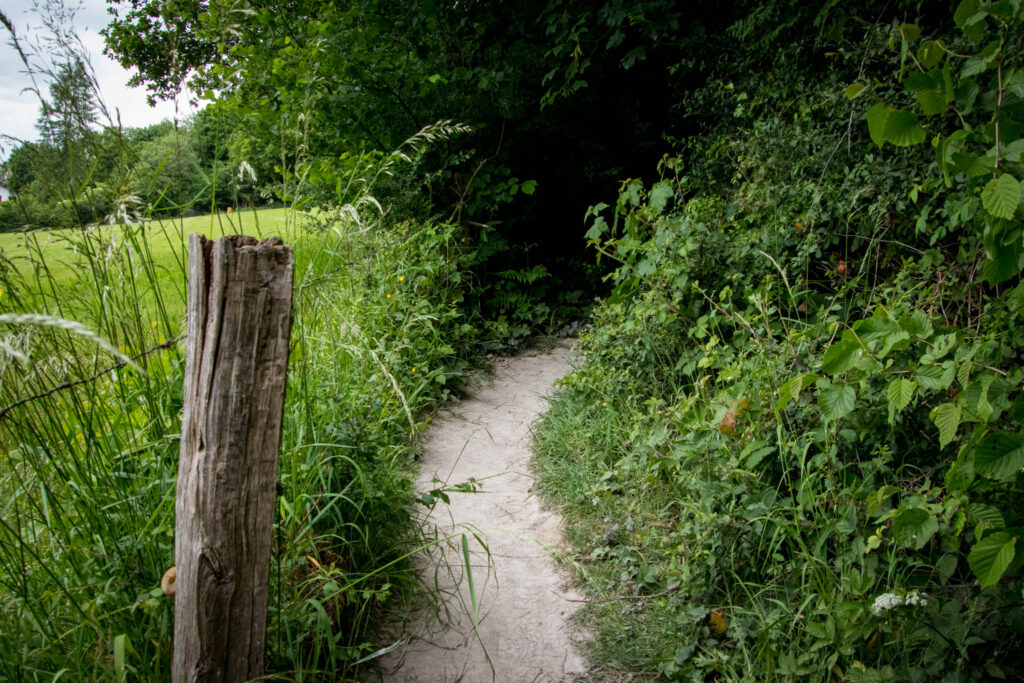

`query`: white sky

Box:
[1,0,198,158]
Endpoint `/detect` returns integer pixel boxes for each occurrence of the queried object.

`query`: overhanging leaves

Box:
[968,532,1016,589]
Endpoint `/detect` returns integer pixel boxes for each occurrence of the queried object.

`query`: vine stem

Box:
[994,26,1006,172]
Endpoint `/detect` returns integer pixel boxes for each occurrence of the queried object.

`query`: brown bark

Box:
[174,234,293,682]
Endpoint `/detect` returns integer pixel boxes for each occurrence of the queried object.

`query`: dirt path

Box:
[377,341,587,682]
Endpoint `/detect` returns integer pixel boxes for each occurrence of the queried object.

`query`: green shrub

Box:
[534,5,1024,679]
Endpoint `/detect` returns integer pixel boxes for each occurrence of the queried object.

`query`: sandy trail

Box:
[377,341,587,682]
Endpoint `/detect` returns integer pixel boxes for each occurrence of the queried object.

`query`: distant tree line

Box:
[0,58,278,232]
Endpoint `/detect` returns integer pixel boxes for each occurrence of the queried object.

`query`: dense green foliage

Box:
[0,197,479,677]
[5,0,1024,678]
[534,1,1024,679]
[0,105,280,232]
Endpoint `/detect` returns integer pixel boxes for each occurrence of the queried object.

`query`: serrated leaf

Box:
[1004,68,1024,98]
[915,89,947,116]
[975,432,1024,480]
[918,40,946,69]
[818,381,856,422]
[777,375,803,411]
[820,334,862,375]
[964,373,995,422]
[649,181,673,214]
[867,103,889,148]
[893,506,939,550]
[966,503,1005,534]
[982,229,1022,285]
[846,83,866,100]
[954,0,980,28]
[982,174,1021,220]
[950,152,996,177]
[887,378,916,423]
[884,109,927,146]
[899,23,921,42]
[968,532,1016,588]
[900,310,933,338]
[916,363,955,391]
[931,402,962,448]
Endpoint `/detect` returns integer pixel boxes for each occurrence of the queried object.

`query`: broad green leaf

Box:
[845,83,866,100]
[981,173,1021,219]
[777,373,819,411]
[918,40,946,69]
[649,181,673,214]
[968,532,1016,588]
[818,381,856,422]
[898,23,921,43]
[954,0,980,28]
[931,403,962,448]
[867,103,889,148]
[914,89,947,116]
[820,332,862,375]
[950,152,996,177]
[964,373,996,422]
[1004,68,1024,98]
[916,363,955,391]
[966,503,1005,535]
[936,553,958,582]
[887,378,916,423]
[883,109,927,146]
[893,506,938,550]
[982,225,1022,285]
[975,432,1024,480]
[900,310,933,338]
[904,69,946,115]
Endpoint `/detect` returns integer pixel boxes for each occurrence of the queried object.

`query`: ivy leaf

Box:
[975,432,1024,480]
[883,109,927,146]
[818,381,855,422]
[893,506,938,550]
[887,378,916,423]
[981,173,1021,219]
[968,532,1016,588]
[867,103,889,148]
[930,403,962,449]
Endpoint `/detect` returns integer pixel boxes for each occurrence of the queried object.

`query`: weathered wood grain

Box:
[174,234,293,683]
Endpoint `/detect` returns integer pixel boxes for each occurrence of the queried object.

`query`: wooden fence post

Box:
[173,234,294,682]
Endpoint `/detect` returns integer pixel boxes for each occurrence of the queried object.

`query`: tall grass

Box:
[0,196,478,679]
[0,5,481,674]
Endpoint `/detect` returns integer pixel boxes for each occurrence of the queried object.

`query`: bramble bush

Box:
[534,2,1024,679]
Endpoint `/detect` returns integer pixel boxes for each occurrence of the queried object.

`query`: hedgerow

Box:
[534,3,1024,679]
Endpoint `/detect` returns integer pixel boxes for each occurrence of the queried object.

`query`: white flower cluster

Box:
[871,590,928,615]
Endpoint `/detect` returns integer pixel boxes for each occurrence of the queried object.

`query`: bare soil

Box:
[376,341,587,682]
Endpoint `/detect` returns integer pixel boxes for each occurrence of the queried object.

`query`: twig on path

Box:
[551,582,681,605]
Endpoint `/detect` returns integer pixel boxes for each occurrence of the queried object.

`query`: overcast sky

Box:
[1,0,197,157]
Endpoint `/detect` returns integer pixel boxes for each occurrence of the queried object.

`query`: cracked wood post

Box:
[174,234,294,683]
